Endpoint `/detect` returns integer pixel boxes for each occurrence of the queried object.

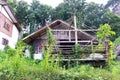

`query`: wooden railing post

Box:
[69,30,71,41]
[74,15,78,44]
[91,40,93,53]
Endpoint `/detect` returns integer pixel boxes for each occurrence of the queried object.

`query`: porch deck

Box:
[50,59,107,67]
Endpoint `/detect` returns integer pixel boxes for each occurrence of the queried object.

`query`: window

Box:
[37,47,42,54]
[4,22,10,31]
[2,38,9,45]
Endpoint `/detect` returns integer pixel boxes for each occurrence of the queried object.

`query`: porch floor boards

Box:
[53,59,107,61]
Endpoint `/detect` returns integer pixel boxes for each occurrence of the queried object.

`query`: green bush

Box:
[1,28,120,80]
[114,36,120,56]
[72,44,84,58]
[1,50,120,80]
[114,36,120,49]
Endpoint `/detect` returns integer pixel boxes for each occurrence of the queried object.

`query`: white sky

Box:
[19,0,108,8]
[87,0,108,5]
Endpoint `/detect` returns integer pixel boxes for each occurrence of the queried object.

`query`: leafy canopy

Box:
[97,24,115,39]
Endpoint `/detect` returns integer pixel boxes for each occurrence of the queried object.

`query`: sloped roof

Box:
[0,0,21,31]
[23,19,95,44]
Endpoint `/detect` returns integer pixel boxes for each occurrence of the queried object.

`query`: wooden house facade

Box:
[23,19,107,60]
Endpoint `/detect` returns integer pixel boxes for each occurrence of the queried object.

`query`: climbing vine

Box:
[97,24,115,44]
[97,24,115,65]
[46,27,56,47]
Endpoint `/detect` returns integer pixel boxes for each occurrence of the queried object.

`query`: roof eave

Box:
[0,0,22,32]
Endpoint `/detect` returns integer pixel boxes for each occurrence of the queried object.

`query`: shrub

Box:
[72,44,84,58]
[114,36,120,57]
[1,26,120,80]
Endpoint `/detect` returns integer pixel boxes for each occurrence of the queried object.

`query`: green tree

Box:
[97,24,115,42]
[15,0,29,26]
[54,1,111,29]
[102,10,120,40]
[7,0,54,34]
[83,2,106,29]
[97,24,115,63]
[28,0,54,33]
[53,3,71,20]
[5,0,18,12]
[53,0,86,29]
[6,0,120,41]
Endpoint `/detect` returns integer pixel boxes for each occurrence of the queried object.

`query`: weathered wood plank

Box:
[52,29,98,32]
[53,59,107,61]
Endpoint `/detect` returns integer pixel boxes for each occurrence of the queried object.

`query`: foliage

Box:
[114,36,120,49]
[15,0,29,26]
[72,44,84,58]
[15,40,27,57]
[3,0,120,79]
[96,24,115,48]
[0,39,60,80]
[28,0,53,33]
[83,2,106,29]
[4,45,16,57]
[54,1,120,40]
[84,45,92,52]
[29,45,34,59]
[46,27,56,47]
[97,24,115,41]
[97,24,115,64]
[6,0,120,40]
[60,62,120,80]
[7,0,54,34]
[1,41,120,79]
[102,10,120,41]
[109,41,114,60]
[5,0,18,12]
[54,0,86,28]
[72,44,81,53]
[113,36,120,56]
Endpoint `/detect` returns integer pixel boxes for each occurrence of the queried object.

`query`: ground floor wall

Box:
[0,25,19,49]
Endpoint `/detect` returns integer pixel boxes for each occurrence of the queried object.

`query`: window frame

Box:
[2,38,9,45]
[4,22,10,31]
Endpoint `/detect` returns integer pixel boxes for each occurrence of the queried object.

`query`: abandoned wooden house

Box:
[23,19,108,60]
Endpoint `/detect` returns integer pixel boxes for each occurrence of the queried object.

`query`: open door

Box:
[34,46,43,60]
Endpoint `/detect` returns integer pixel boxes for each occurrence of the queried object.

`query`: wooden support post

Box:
[105,40,109,59]
[91,40,93,53]
[74,14,78,44]
[69,30,71,41]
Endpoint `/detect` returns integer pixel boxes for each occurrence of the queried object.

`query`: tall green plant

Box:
[15,40,27,57]
[72,44,83,58]
[46,27,56,48]
[29,45,34,59]
[97,24,115,65]
[41,27,59,71]
[97,24,115,43]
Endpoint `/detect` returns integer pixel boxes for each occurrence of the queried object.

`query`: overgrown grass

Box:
[0,26,119,80]
[1,45,120,80]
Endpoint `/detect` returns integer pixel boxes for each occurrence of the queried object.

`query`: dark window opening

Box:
[4,22,10,31]
[2,38,9,45]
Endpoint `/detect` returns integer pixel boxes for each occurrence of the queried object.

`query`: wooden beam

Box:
[52,29,98,32]
[81,29,98,32]
[57,40,91,43]
[53,59,107,61]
